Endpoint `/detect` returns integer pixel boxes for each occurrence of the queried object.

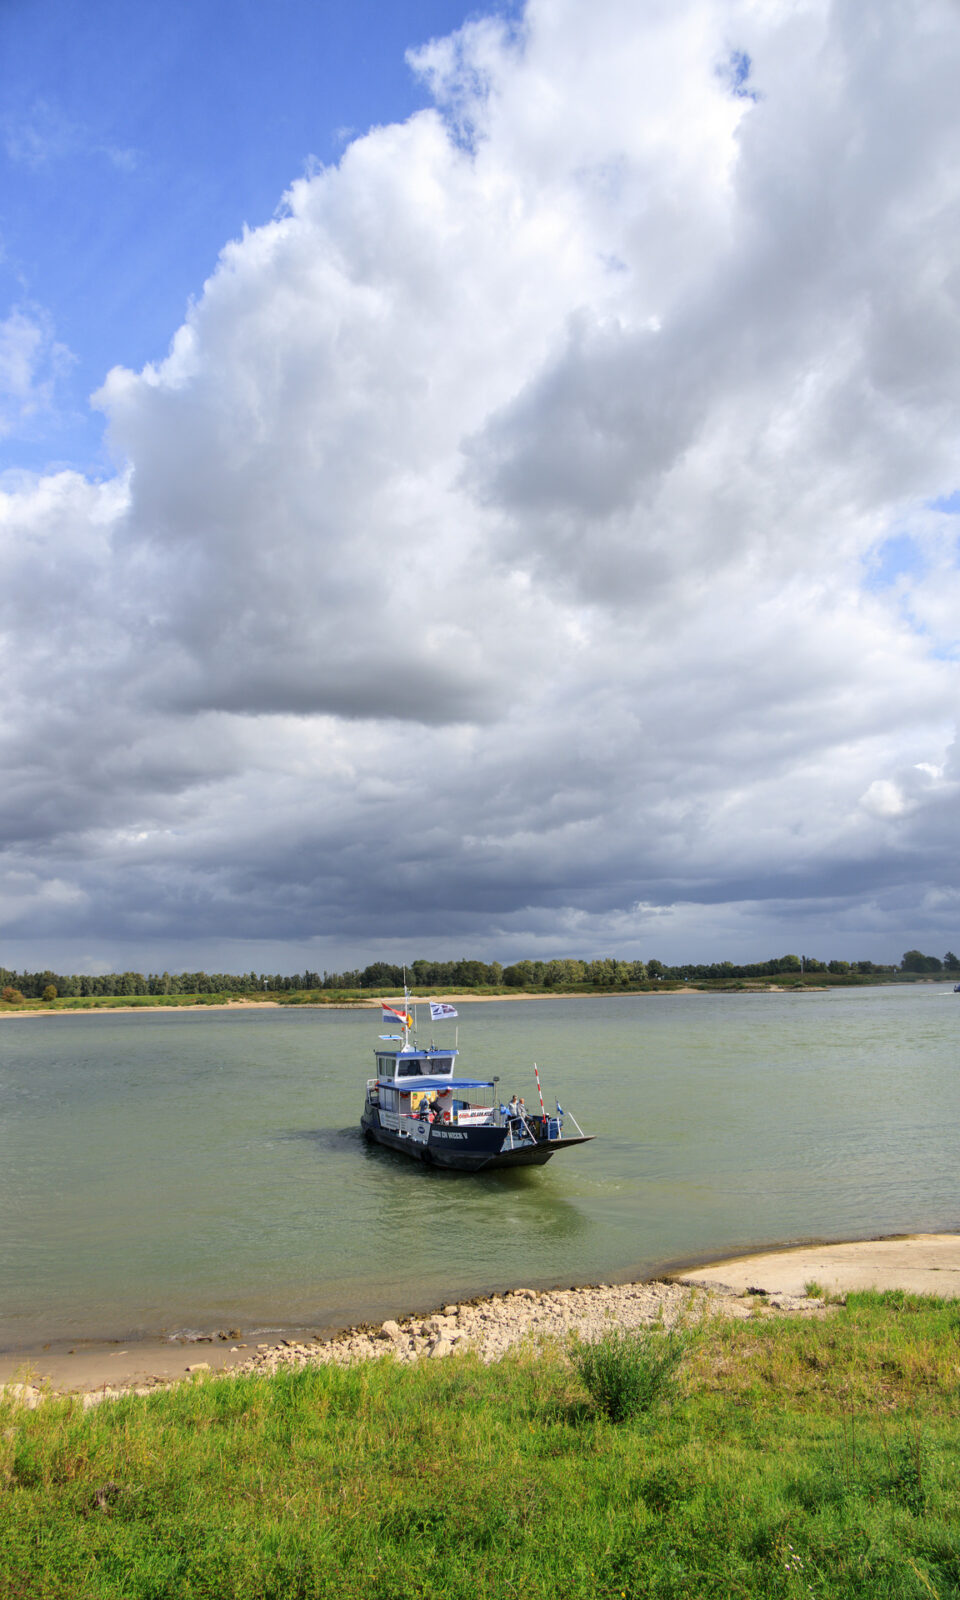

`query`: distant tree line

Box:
[0,969,326,1001]
[2,949,957,1003]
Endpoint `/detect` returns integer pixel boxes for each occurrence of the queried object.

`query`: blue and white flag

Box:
[429,1001,458,1021]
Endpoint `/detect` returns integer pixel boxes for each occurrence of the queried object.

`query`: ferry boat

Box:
[360,999,593,1172]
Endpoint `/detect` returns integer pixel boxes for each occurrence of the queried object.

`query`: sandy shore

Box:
[677,1232,960,1299]
[0,999,286,1018]
[3,1232,957,1405]
[0,1282,755,1405]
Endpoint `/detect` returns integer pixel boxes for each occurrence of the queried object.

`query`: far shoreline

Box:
[3,974,954,1021]
[15,981,936,1020]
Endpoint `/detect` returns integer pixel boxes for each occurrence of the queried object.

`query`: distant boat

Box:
[360,995,593,1172]
[955,982,960,993]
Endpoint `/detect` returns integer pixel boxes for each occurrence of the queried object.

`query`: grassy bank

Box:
[2,1292,959,1598]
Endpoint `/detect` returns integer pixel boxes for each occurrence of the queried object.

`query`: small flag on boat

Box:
[429,1001,458,1021]
[380,1002,412,1027]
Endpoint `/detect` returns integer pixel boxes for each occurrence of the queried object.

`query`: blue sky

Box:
[1,0,512,474]
[0,0,958,975]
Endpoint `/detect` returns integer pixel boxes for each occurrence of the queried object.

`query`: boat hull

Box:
[360,1108,592,1171]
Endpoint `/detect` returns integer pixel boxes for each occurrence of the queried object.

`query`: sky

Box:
[1,0,958,978]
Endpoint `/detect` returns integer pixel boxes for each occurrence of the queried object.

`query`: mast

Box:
[402,966,412,1049]
[533,1061,546,1120]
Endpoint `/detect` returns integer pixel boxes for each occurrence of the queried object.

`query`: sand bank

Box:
[677,1232,960,1299]
[0,999,284,1018]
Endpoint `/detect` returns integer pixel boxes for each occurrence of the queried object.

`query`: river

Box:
[1,985,957,1349]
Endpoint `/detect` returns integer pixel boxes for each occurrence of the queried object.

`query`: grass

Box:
[2,1293,960,1598]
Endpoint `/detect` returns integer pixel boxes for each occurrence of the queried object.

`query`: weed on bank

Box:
[1,1292,959,1599]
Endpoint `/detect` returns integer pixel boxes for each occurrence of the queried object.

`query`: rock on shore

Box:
[228,1278,823,1380]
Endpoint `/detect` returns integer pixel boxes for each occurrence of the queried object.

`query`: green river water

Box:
[1,986,957,1349]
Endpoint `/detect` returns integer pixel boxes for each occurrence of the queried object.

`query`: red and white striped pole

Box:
[533,1061,546,1119]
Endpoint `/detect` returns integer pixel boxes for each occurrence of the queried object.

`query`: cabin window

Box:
[430,1056,453,1075]
[377,1056,395,1077]
[397,1059,425,1078]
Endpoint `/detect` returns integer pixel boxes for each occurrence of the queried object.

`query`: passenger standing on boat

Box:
[508,1094,520,1119]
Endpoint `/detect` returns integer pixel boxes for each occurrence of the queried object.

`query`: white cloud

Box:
[0,304,74,437]
[860,780,908,820]
[0,0,959,969]
[3,97,138,174]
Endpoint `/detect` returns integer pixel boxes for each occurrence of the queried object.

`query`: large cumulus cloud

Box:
[1,0,959,969]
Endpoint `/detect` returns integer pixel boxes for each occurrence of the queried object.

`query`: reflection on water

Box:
[287,1123,586,1239]
[1,986,959,1345]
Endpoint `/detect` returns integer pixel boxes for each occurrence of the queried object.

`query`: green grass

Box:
[2,1293,959,1597]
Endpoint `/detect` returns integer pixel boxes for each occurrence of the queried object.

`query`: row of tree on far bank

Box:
[2,949,958,1002]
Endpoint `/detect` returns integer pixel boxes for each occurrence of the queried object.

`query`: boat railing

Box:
[502,1108,585,1146]
[502,1111,538,1149]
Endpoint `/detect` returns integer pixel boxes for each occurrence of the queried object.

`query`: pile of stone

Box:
[230,1279,827,1382]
